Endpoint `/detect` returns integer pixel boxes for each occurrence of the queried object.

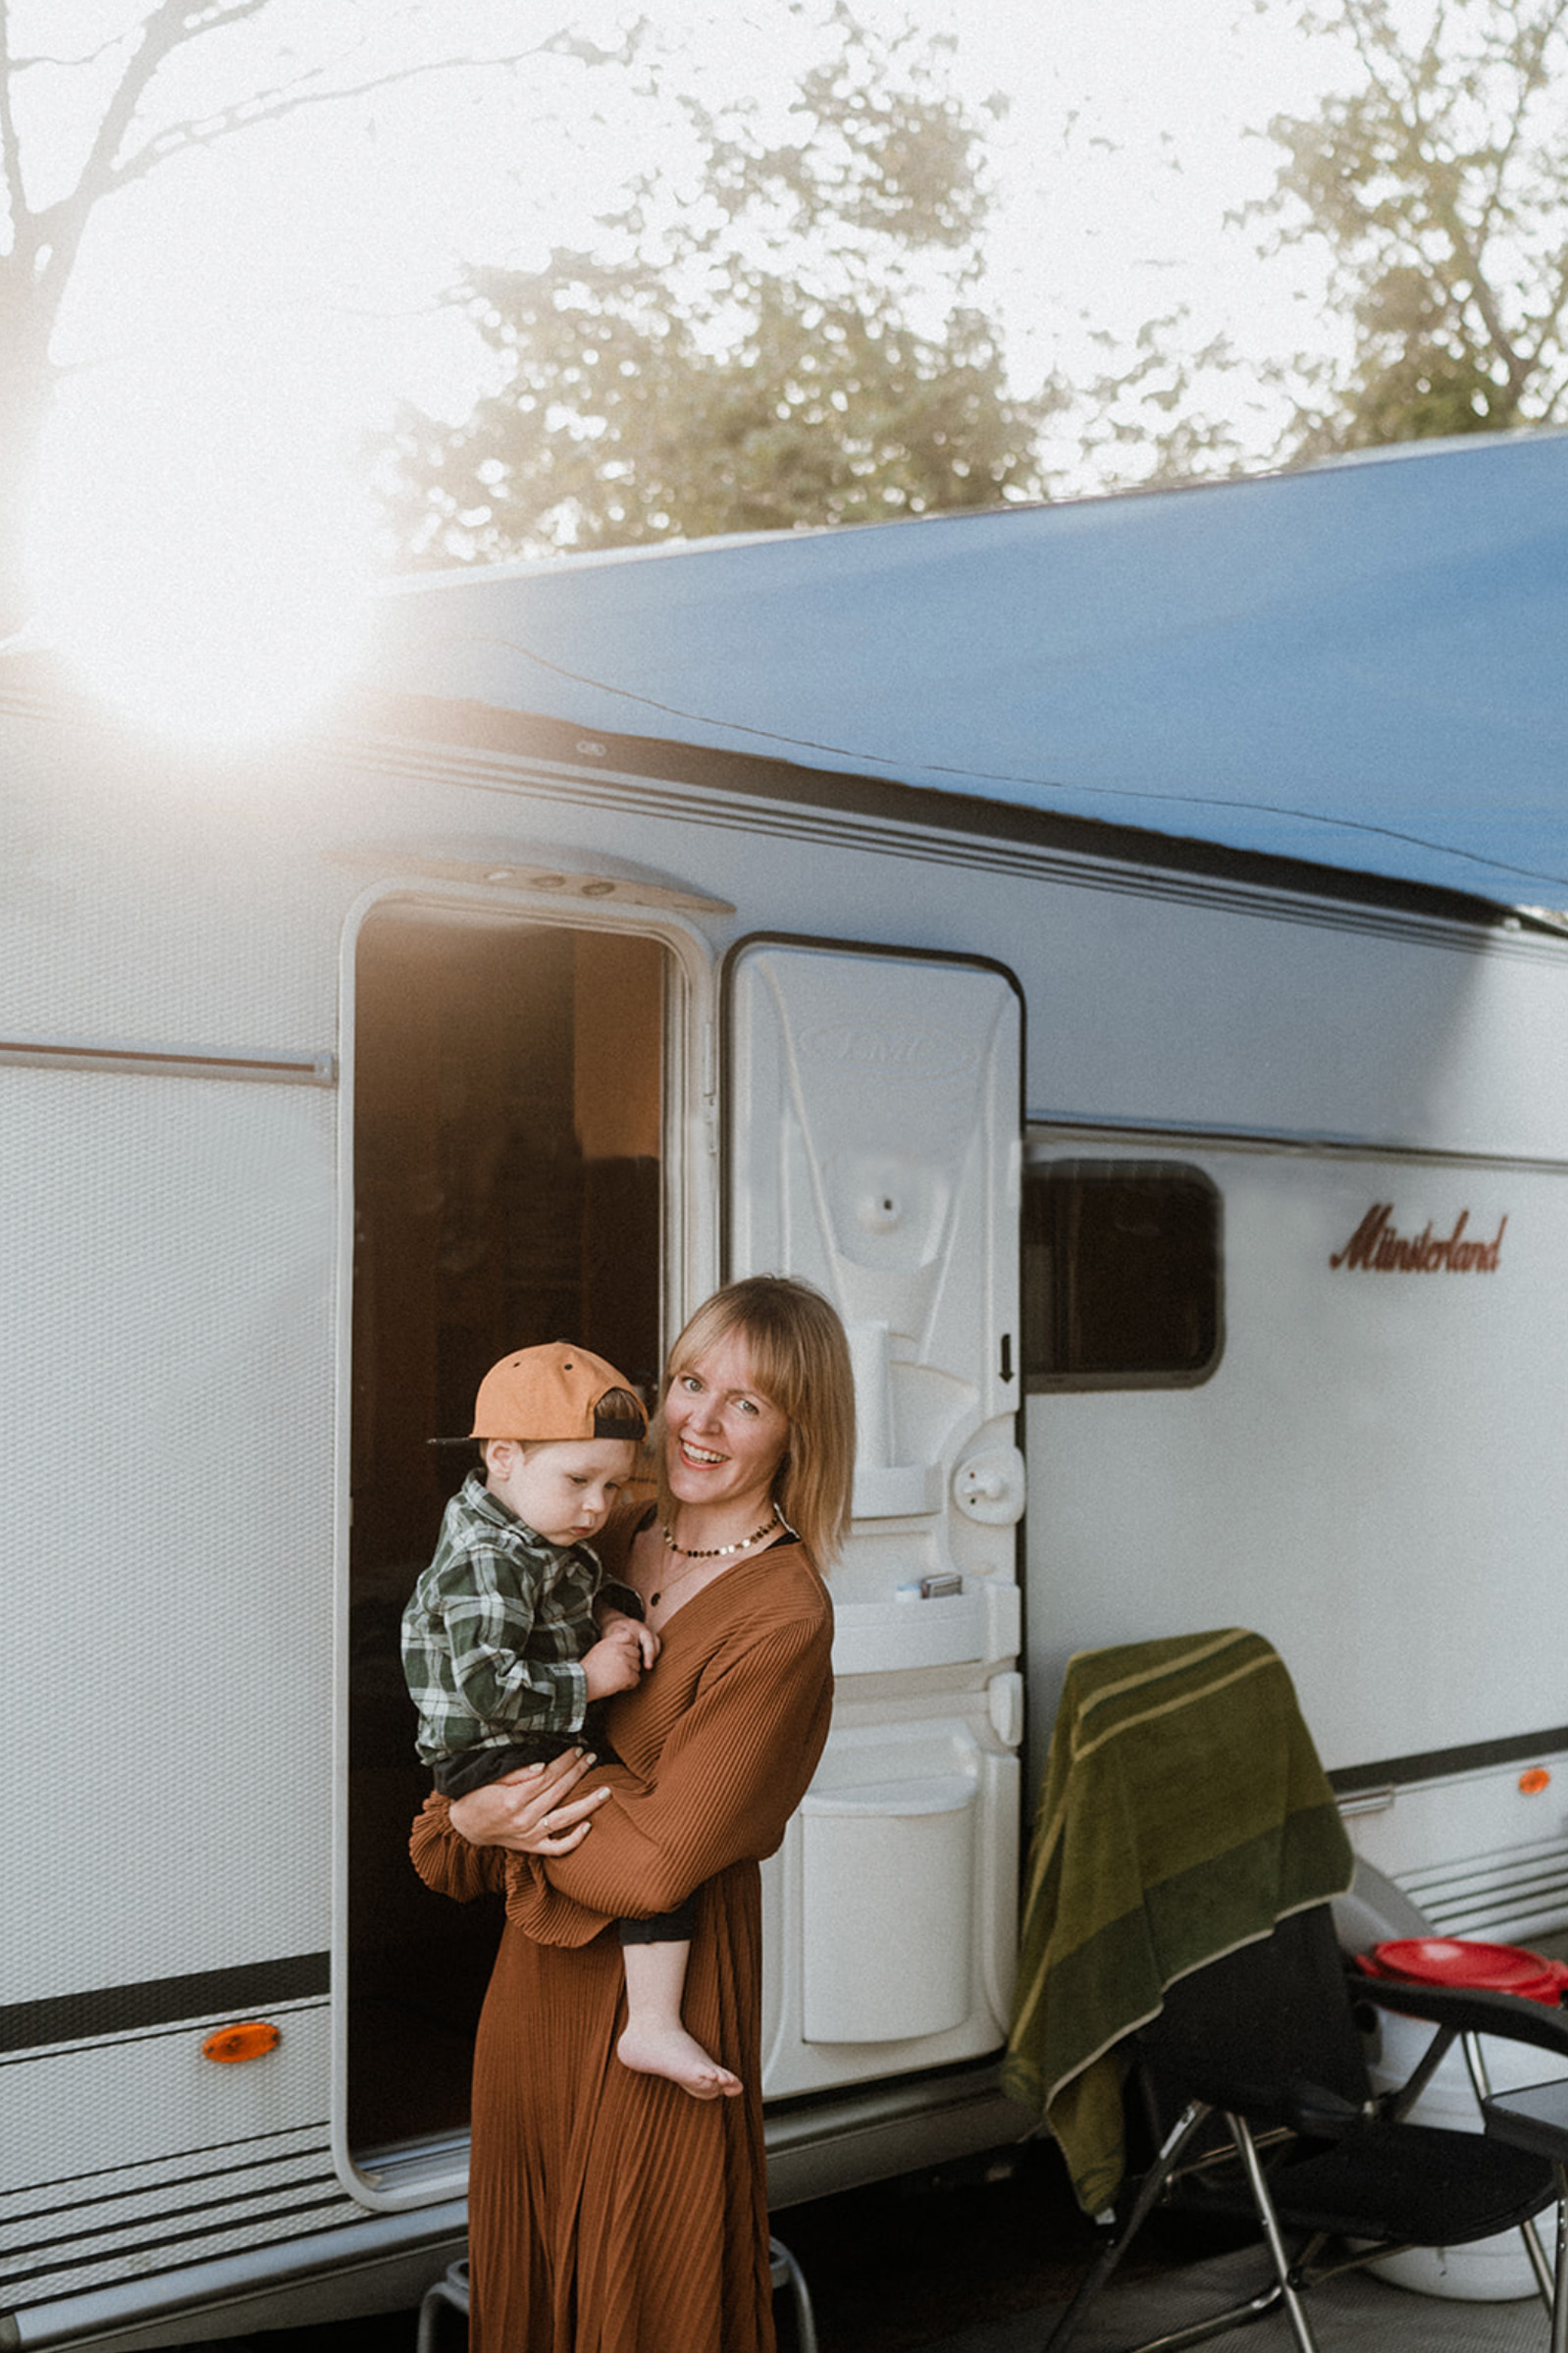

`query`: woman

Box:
[410,1275,856,2353]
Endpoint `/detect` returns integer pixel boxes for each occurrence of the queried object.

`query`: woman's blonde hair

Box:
[655,1276,856,1569]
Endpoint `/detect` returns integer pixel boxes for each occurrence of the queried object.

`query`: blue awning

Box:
[372,429,1568,908]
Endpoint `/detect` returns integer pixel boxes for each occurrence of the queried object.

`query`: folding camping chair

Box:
[1043,1841,1568,2353]
[1482,2074,1568,2353]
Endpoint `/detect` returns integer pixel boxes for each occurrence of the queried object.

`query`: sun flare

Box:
[26,338,372,744]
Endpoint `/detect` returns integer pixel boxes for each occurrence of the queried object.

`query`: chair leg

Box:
[769,2233,819,2353]
[1462,2027,1557,2319]
[1517,2211,1556,2314]
[1551,2164,1568,2353]
[1060,2122,1329,2353]
[416,2256,471,2353]
[1043,2101,1216,2352]
[1112,2279,1289,2353]
[1226,2116,1320,2353]
[1046,2103,1329,2353]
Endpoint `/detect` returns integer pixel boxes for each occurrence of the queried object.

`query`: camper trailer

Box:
[8,433,1568,2346]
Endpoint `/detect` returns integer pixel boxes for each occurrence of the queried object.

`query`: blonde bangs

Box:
[654,1278,856,1568]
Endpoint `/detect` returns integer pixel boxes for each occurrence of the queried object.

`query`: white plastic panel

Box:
[802,1777,975,2043]
[731,942,1023,2097]
[1348,1753,1568,1944]
[0,2009,364,2316]
[759,1715,1020,2098]
[727,941,1023,1615]
[1023,1138,1568,1784]
[2,1069,337,2000]
[0,709,345,1050]
[0,2007,334,2189]
[828,1581,1020,1677]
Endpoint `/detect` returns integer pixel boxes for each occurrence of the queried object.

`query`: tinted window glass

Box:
[1023,1161,1221,1388]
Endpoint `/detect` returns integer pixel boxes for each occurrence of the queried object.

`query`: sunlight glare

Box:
[26,338,372,743]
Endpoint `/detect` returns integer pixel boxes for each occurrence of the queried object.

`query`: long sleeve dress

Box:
[409,1516,834,2353]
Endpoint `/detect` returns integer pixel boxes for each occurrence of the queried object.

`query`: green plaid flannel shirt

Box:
[400,1471,600,1765]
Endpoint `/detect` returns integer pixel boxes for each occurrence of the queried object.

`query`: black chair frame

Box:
[1043,1917,1568,2353]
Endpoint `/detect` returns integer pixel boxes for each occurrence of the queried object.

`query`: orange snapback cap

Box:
[466,1341,647,1443]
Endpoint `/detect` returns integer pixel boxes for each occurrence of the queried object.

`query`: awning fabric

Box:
[372,429,1568,909]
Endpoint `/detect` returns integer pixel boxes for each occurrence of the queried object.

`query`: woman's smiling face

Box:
[662,1328,790,1520]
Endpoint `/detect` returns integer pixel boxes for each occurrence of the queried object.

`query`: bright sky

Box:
[23,0,1362,734]
[47,1,1356,447]
[965,1,1353,472]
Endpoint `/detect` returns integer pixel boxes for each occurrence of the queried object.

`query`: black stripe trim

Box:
[1,2191,357,2295]
[13,2123,329,2199]
[0,656,1546,927]
[5,2139,332,2226]
[341,690,1521,929]
[0,2010,324,2070]
[0,1955,330,2055]
[5,2172,341,2261]
[1330,1726,1568,1796]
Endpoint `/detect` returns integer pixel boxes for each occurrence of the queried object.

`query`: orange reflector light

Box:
[202,2019,281,2064]
[1520,1767,1552,1796]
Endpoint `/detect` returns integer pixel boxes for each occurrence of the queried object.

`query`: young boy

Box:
[401,1340,739,2101]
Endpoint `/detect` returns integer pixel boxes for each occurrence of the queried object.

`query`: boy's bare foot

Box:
[617,2019,743,2100]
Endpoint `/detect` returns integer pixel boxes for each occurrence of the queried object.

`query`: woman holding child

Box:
[410,1274,855,2353]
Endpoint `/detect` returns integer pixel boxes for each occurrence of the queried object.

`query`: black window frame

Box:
[1023,1157,1224,1392]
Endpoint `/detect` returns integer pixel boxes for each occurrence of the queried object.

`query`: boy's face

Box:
[484,1436,638,1547]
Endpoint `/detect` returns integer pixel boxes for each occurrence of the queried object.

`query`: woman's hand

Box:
[448,1747,611,1855]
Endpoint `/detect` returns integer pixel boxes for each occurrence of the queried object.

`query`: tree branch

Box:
[1521,238,1568,379]
[16,1,274,322]
[100,42,568,194]
[20,5,622,345]
[1470,2,1568,258]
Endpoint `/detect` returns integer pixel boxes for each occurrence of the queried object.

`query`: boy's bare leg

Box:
[618,1941,742,2100]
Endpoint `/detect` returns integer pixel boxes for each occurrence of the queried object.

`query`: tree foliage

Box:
[1057,0,1568,487]
[1063,311,1256,495]
[375,8,1057,563]
[1262,0,1568,455]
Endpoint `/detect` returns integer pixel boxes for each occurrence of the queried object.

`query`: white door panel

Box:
[728,942,1022,1596]
[728,941,1023,2094]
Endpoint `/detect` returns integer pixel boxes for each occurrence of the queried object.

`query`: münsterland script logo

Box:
[1330,1204,1507,1273]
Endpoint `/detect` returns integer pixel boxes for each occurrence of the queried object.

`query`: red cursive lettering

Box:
[1330,1204,1506,1273]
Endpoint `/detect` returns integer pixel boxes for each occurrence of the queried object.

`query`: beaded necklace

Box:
[649,1509,780,1607]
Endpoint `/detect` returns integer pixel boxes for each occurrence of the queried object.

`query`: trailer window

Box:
[347,904,668,2167]
[1023,1160,1221,1388]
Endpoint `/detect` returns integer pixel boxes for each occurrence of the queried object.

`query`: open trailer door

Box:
[725,937,1024,2098]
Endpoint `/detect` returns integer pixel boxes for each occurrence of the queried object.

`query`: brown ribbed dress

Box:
[409,1515,834,2353]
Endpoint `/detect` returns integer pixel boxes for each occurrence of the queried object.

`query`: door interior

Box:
[346,899,669,2163]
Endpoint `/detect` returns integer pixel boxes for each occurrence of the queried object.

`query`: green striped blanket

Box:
[1002,1628,1353,2216]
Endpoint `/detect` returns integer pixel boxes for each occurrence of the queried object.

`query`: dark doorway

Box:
[347,902,667,2160]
